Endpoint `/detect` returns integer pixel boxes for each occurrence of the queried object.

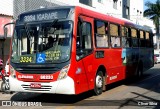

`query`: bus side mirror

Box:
[4,27,8,40]
[3,22,15,40]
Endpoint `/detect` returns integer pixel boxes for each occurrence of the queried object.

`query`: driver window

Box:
[76,21,92,60]
[84,23,92,49]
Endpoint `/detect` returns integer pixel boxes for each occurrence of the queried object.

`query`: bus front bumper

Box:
[9,76,75,94]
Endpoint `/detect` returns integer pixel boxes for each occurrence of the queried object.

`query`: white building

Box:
[0,0,13,16]
[129,0,144,24]
[13,0,123,19]
[12,0,151,25]
[56,0,123,18]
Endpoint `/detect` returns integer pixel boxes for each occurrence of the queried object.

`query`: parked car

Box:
[154,55,158,64]
[154,54,160,63]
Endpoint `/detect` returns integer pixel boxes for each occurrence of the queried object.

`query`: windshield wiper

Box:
[51,19,58,27]
[24,23,34,54]
[24,22,31,41]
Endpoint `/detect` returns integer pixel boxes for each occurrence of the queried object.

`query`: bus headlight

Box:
[58,64,70,80]
[10,66,16,78]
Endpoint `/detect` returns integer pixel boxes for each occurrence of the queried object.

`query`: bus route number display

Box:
[20,9,70,22]
[20,56,33,63]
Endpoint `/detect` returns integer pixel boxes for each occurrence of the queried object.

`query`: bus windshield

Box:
[11,20,72,64]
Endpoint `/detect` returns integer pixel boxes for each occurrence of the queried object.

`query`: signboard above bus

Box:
[19,9,70,22]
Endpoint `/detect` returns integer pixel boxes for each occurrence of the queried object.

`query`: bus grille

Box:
[21,84,52,92]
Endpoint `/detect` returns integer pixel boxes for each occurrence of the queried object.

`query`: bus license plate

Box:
[30,83,41,88]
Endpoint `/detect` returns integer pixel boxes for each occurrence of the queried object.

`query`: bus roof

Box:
[76,6,152,32]
[17,6,152,32]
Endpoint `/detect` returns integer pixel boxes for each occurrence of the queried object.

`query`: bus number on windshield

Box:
[20,56,33,63]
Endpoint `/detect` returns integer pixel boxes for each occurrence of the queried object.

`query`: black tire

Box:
[94,71,104,95]
[136,66,143,78]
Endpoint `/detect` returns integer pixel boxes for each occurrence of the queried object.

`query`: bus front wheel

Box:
[94,71,104,95]
[1,81,6,92]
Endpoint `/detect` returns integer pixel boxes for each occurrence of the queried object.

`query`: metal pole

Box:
[157,36,159,50]
[0,40,2,59]
[2,40,4,63]
[158,18,160,50]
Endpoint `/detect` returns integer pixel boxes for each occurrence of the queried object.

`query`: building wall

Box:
[0,15,13,65]
[0,38,11,66]
[57,0,123,18]
[130,0,144,24]
[0,0,13,16]
[0,0,13,65]
[13,0,124,19]
[13,0,67,19]
[0,16,13,38]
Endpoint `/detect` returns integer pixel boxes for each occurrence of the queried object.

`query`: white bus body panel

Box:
[9,76,75,94]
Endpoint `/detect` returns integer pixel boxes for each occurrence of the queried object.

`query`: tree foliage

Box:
[144,0,160,33]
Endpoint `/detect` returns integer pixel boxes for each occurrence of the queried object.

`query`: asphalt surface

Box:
[0,64,160,109]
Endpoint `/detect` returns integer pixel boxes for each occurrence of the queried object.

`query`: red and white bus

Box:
[4,6,154,95]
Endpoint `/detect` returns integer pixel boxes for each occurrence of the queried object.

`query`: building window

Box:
[113,0,118,9]
[140,11,142,15]
[126,6,129,16]
[137,10,139,14]
[98,0,103,3]
[79,0,92,6]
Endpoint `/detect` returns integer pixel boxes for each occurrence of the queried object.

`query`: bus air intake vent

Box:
[21,84,52,92]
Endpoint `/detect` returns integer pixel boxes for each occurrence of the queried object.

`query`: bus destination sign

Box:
[19,9,70,22]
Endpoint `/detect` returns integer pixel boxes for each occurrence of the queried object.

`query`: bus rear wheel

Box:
[94,71,104,95]
[136,66,143,78]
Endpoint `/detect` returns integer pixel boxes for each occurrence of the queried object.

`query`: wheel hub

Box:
[96,75,102,88]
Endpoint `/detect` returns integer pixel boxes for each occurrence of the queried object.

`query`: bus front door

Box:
[77,16,95,91]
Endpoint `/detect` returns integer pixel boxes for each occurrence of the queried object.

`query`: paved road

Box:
[0,64,160,109]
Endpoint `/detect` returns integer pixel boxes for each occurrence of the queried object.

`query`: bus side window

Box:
[140,31,146,47]
[122,26,127,47]
[95,20,109,48]
[146,32,150,47]
[131,28,138,47]
[83,23,92,49]
[110,24,121,48]
[122,27,132,48]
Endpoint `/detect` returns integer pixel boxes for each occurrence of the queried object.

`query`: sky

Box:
[144,0,157,10]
